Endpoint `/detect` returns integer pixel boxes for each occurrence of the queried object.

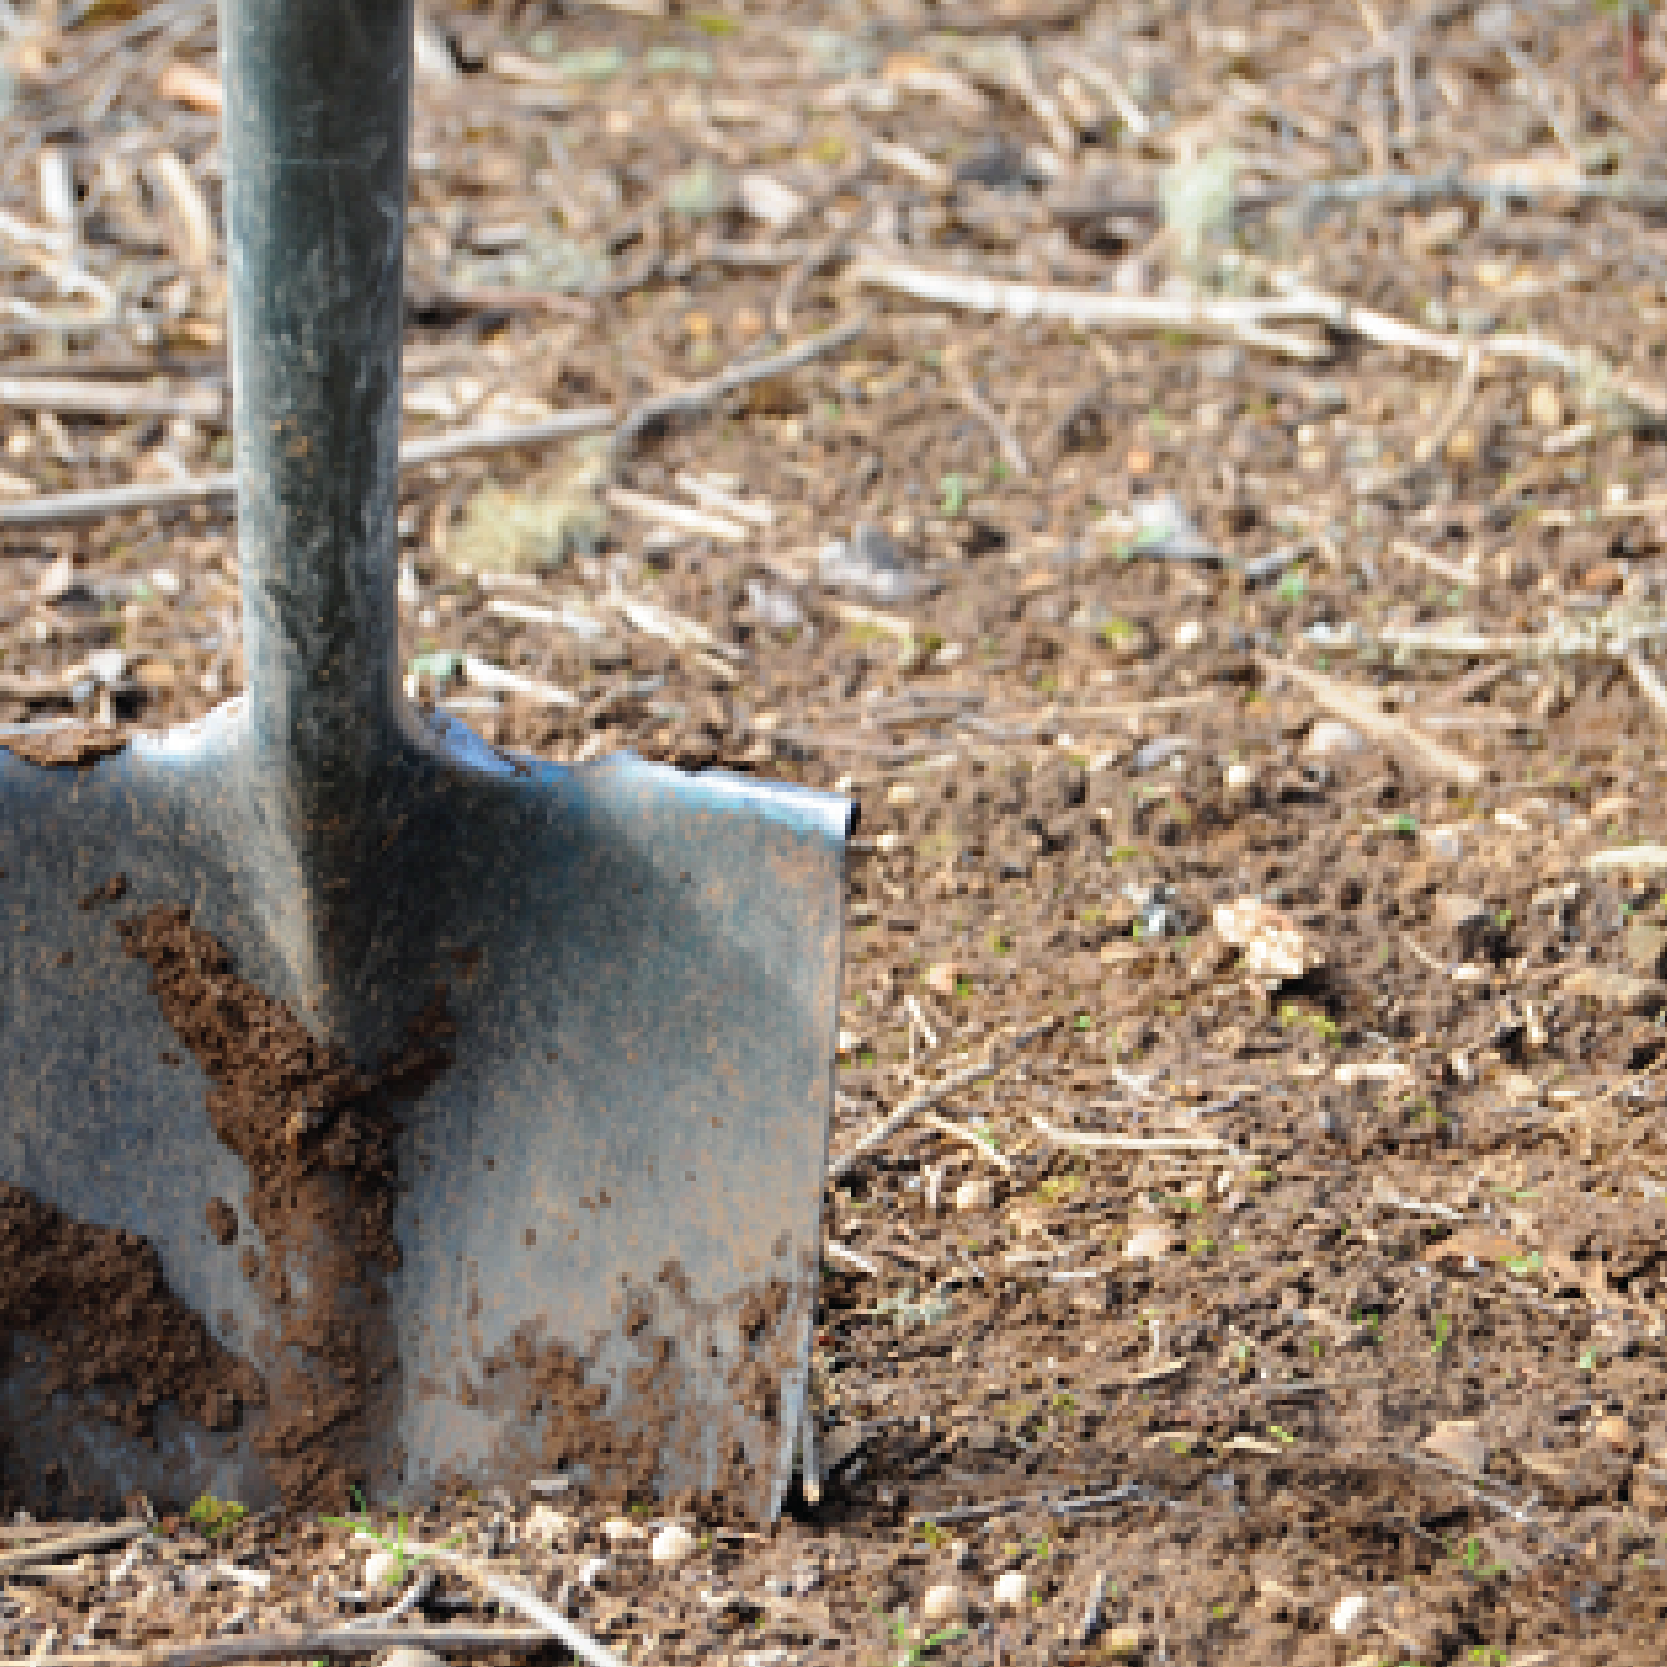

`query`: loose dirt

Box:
[117,906,452,1512]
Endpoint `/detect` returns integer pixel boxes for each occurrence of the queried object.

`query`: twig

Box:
[1028,1111,1230,1153]
[0,1521,148,1574]
[1386,538,1475,588]
[1353,344,1481,497]
[1254,652,1484,785]
[420,1549,627,1667]
[603,486,748,544]
[946,364,1030,478]
[0,409,617,529]
[1623,648,1667,729]
[607,314,867,475]
[850,253,1328,360]
[30,1627,558,1667]
[828,1019,1057,1180]
[922,1111,1015,1173]
[825,1240,881,1277]
[0,378,221,419]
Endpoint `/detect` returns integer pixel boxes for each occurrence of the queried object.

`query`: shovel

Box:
[0,0,850,1523]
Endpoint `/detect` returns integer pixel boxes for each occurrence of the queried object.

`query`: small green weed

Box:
[187,1496,247,1542]
[1431,1314,1452,1356]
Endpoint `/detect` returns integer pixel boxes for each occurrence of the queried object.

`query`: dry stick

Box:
[1253,652,1484,786]
[0,408,617,529]
[0,377,221,419]
[0,1520,148,1574]
[849,252,1328,360]
[34,1627,558,1667]
[1353,343,1481,497]
[606,313,867,476]
[1028,1111,1230,1154]
[947,365,1030,478]
[922,1110,1015,1172]
[421,1549,625,1667]
[827,1018,1057,1181]
[1623,648,1667,728]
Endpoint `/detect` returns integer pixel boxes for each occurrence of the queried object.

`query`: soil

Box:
[3,0,1667,1659]
[116,907,453,1512]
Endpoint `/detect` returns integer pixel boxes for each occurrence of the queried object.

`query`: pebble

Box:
[1528,381,1563,429]
[1223,760,1258,797]
[577,1555,611,1589]
[1172,618,1204,650]
[1421,1418,1488,1475]
[925,961,964,999]
[922,1583,967,1624]
[1432,893,1491,961]
[818,521,937,604]
[1123,1223,1172,1262]
[1302,719,1365,760]
[1213,897,1320,981]
[1103,1625,1143,1658]
[954,1177,997,1213]
[1329,1592,1369,1636]
[1594,1413,1632,1452]
[993,1569,1029,1613]
[377,1651,449,1667]
[886,780,919,809]
[362,1550,400,1590]
[524,1504,574,1544]
[651,1524,698,1567]
[602,1517,645,1547]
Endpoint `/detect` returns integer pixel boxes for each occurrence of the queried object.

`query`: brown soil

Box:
[6,0,1667,1658]
[117,906,453,1511]
[0,1184,260,1457]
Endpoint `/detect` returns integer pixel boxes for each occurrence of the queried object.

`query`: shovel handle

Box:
[222,0,414,781]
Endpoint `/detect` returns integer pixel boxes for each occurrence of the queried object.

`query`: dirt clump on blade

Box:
[0,1184,262,1462]
[118,905,453,1510]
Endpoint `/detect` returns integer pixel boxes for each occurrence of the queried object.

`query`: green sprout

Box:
[938,473,968,517]
[1431,1314,1451,1355]
[187,1495,247,1542]
[321,1500,464,1588]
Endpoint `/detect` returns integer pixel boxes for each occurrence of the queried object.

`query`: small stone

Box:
[1528,381,1563,430]
[377,1651,449,1667]
[1302,719,1365,760]
[993,1569,1029,1613]
[1421,1418,1488,1475]
[362,1550,400,1590]
[1103,1626,1143,1659]
[577,1555,610,1589]
[954,1178,996,1213]
[1123,1223,1172,1262]
[1172,618,1204,650]
[1213,897,1321,981]
[651,1524,697,1567]
[886,780,919,809]
[1432,894,1491,961]
[1420,823,1466,863]
[1223,760,1258,797]
[1562,966,1667,1016]
[1444,426,1478,466]
[1593,1414,1632,1452]
[1131,494,1219,562]
[1329,1592,1370,1636]
[525,1504,574,1544]
[922,1583,967,1624]
[925,961,964,999]
[602,1517,645,1546]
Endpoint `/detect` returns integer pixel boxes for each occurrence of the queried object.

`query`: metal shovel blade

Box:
[0,0,849,1523]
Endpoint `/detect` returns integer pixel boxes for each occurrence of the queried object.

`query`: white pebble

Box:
[602,1516,645,1546]
[1330,1592,1369,1636]
[1303,719,1365,760]
[362,1550,400,1590]
[1223,760,1257,796]
[1172,619,1204,650]
[651,1524,698,1567]
[886,780,919,809]
[524,1504,573,1545]
[578,1555,610,1589]
[377,1650,449,1667]
[954,1177,996,1213]
[922,1583,967,1624]
[993,1569,1029,1613]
